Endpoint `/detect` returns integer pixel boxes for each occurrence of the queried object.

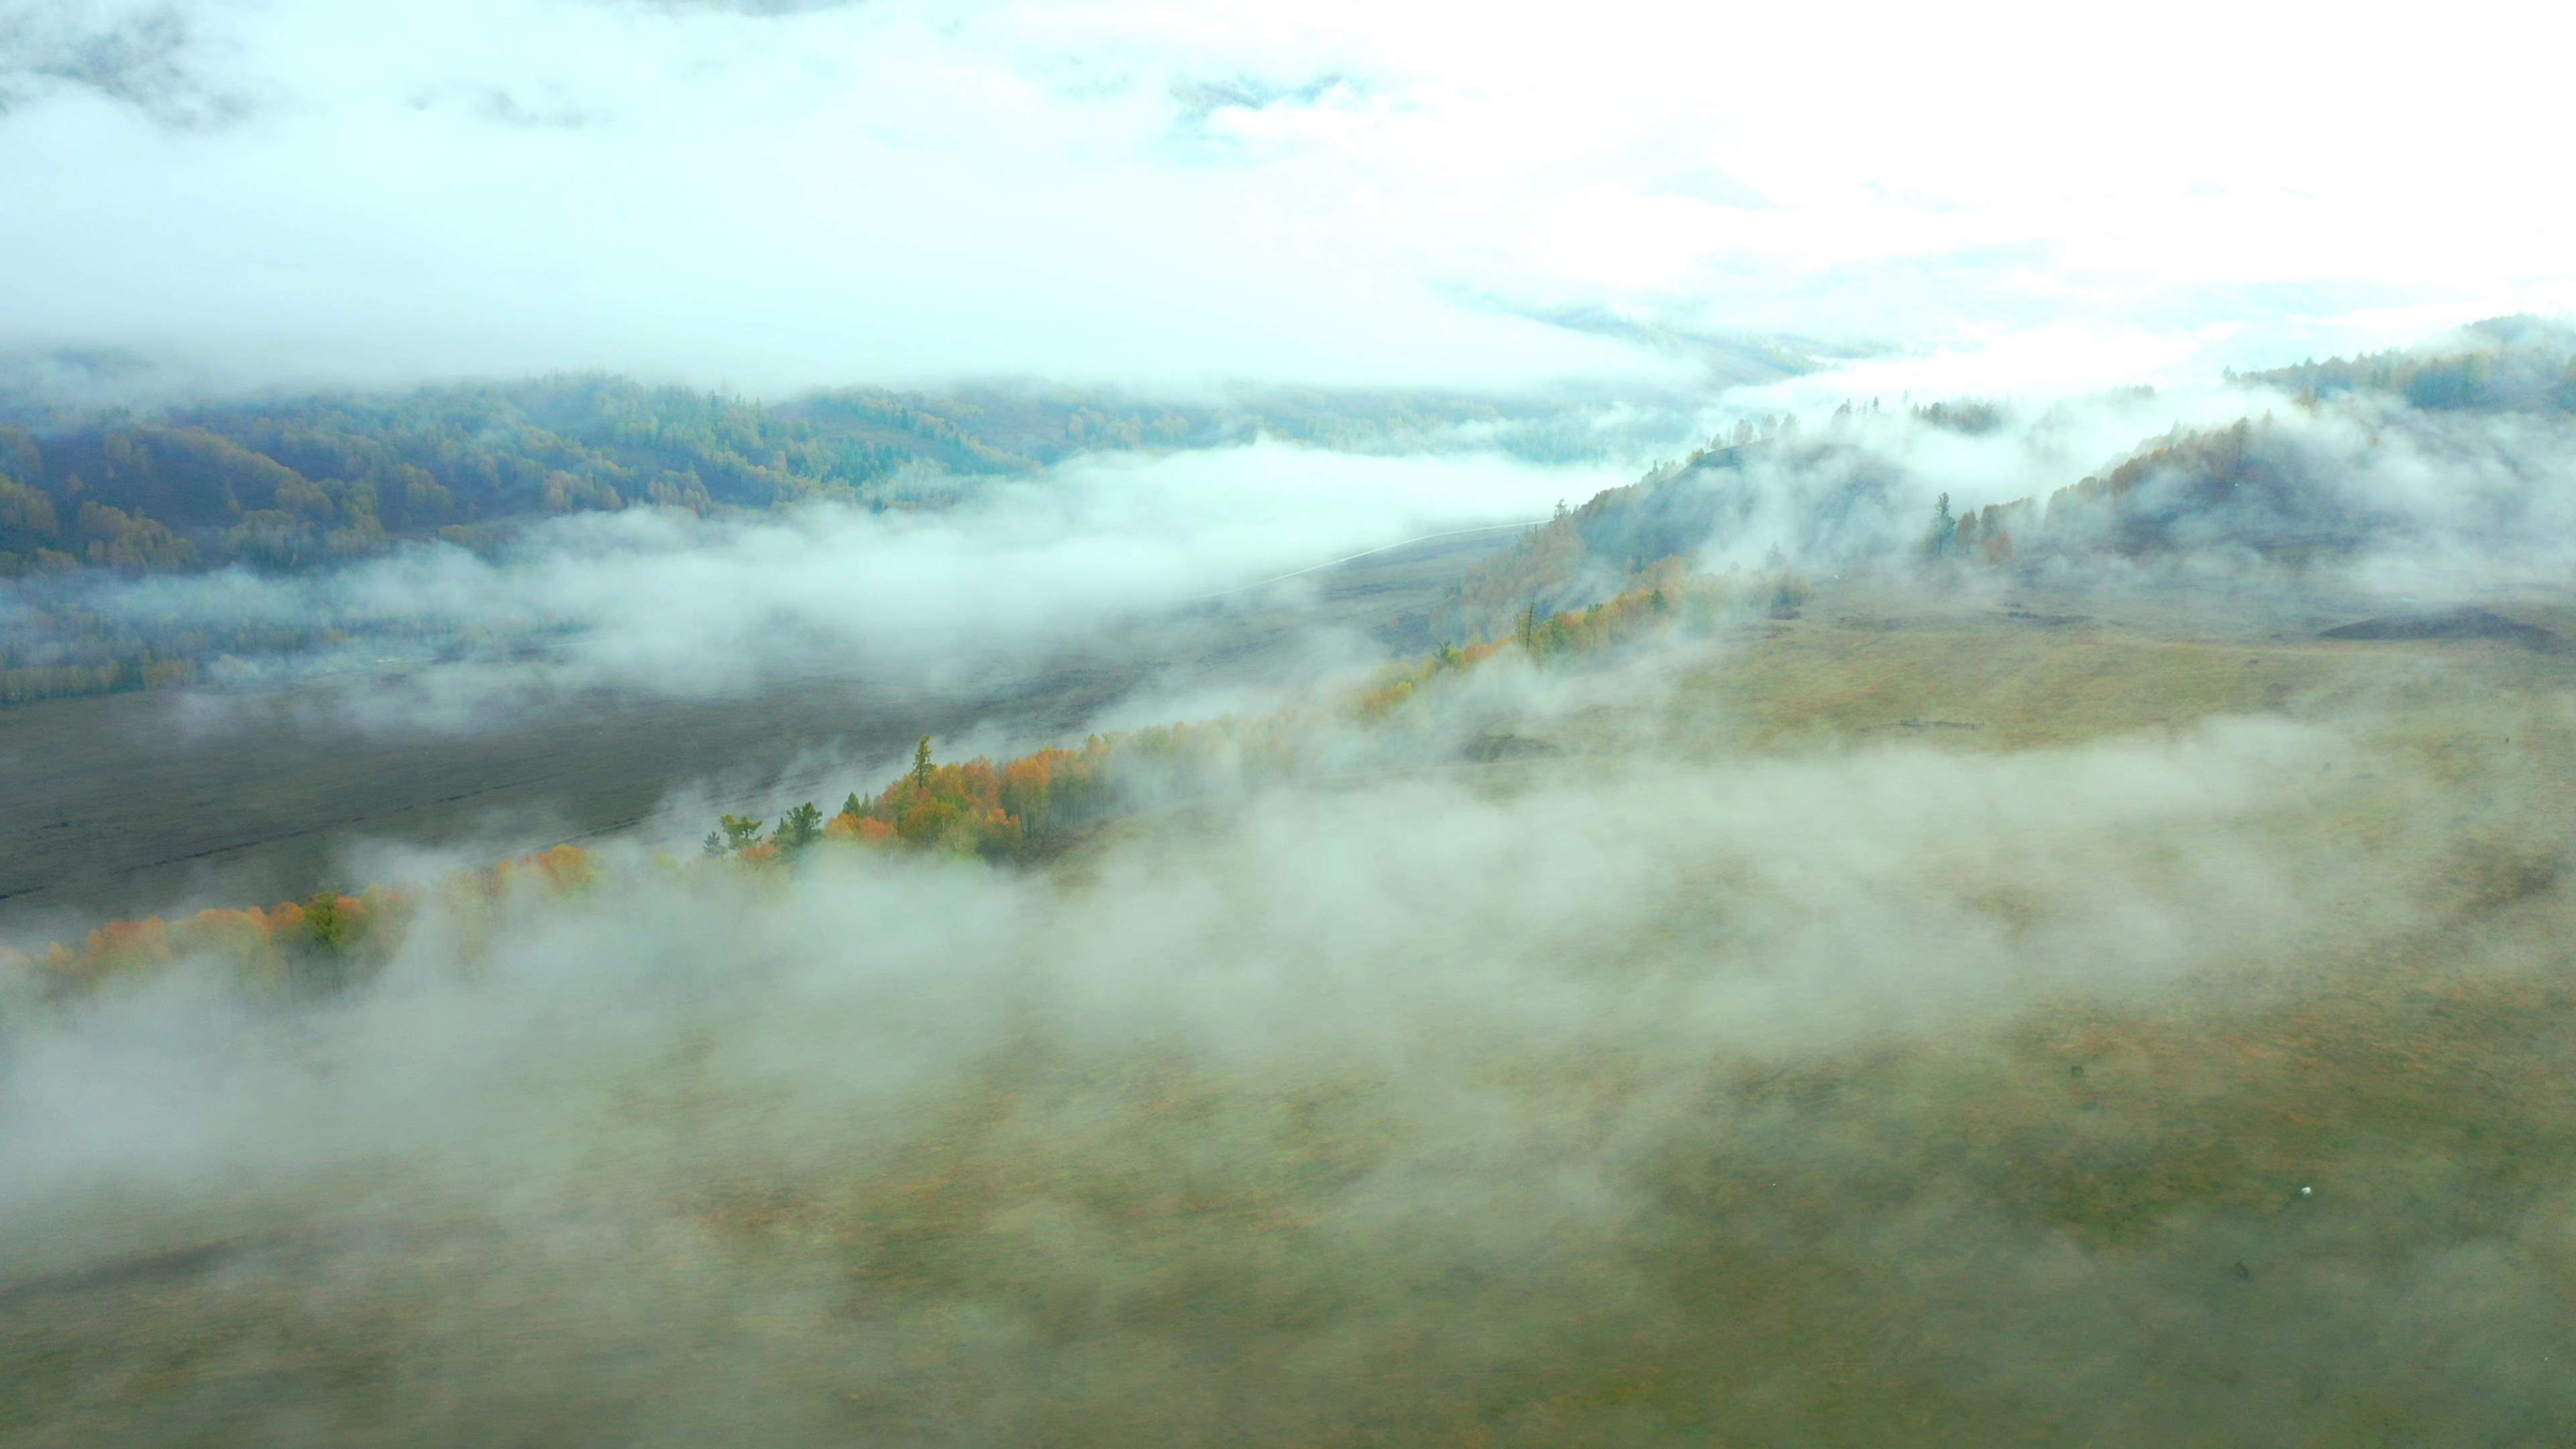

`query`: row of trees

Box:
[0,653,195,706]
[0,594,367,706]
[702,729,1179,866]
[1,845,599,1001]
[705,564,1803,869]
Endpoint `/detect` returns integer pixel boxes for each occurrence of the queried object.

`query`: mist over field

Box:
[5,0,2576,1444]
[11,628,2576,1443]
[12,441,1605,733]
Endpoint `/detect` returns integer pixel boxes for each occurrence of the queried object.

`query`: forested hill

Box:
[0,378,1033,578]
[1439,415,1910,641]
[1438,316,2576,642]
[0,376,1703,580]
[2237,314,2576,411]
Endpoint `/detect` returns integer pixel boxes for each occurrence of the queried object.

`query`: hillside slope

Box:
[8,568,2575,1446]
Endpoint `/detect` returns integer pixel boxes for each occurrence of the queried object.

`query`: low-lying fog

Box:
[5,623,2572,1442]
[5,439,1619,739]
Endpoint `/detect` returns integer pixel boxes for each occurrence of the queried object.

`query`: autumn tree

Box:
[302,888,351,954]
[1924,492,1955,557]
[290,886,362,996]
[702,813,765,856]
[773,801,824,857]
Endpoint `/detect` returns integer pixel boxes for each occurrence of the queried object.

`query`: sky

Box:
[4,0,2570,402]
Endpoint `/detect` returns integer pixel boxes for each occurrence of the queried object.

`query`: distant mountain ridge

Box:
[0,376,1707,580]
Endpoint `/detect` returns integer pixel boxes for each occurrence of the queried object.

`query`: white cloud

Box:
[1,0,2565,401]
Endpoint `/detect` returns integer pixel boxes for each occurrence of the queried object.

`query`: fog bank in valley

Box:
[9,440,1616,736]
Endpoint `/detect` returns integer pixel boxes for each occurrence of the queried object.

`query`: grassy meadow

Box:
[5,566,2574,1446]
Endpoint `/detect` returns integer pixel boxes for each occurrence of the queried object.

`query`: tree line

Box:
[700,563,1798,869]
[3,846,597,1002]
[2235,316,2576,414]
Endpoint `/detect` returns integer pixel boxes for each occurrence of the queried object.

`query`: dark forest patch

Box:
[1458,732,1562,763]
[2320,608,2560,651]
[2002,605,2091,628]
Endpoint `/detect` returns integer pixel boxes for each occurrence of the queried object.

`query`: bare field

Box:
[0,532,1502,930]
